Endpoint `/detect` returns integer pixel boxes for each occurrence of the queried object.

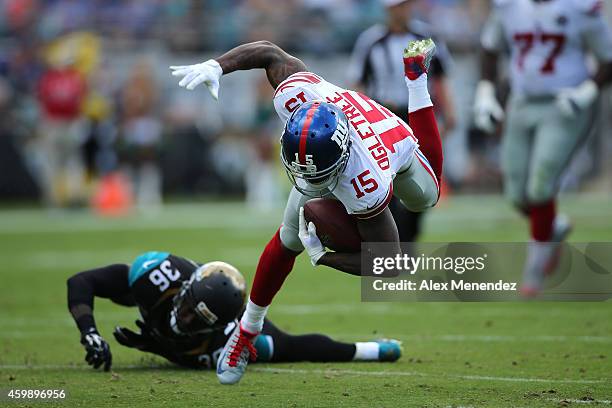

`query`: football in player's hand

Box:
[304,198,361,253]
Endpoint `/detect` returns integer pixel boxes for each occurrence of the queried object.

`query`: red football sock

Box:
[408,106,443,182]
[529,201,556,241]
[249,228,298,307]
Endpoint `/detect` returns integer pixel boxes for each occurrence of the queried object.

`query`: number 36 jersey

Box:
[127,251,197,325]
[273,72,419,219]
[481,0,612,97]
[126,252,235,368]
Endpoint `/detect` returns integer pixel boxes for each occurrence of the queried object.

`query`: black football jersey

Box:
[127,251,234,368]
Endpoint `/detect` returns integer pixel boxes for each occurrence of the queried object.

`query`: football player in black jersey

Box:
[67,251,402,371]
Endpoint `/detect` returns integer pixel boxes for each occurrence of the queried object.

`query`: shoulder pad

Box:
[273,72,323,98]
[128,251,170,287]
[571,0,603,16]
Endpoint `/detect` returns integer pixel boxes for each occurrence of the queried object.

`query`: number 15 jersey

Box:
[273,72,419,219]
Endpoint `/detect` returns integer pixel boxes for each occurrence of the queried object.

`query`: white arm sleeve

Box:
[480,10,506,52]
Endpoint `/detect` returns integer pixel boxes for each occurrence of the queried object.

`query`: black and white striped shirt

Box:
[348,21,451,112]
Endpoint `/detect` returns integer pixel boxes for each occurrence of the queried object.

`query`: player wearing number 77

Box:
[170,38,444,384]
[474,0,612,295]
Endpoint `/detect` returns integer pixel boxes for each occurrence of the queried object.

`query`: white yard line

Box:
[2,330,611,345]
[0,364,606,385]
[0,194,609,235]
[547,398,612,405]
[250,367,607,384]
[0,205,280,234]
[430,334,612,343]
[12,248,262,269]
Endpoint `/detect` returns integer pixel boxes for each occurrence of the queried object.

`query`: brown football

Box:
[303,198,361,253]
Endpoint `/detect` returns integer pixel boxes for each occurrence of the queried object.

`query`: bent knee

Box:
[397,190,437,213]
[279,223,304,253]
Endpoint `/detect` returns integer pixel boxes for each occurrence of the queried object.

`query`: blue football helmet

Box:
[280,100,351,196]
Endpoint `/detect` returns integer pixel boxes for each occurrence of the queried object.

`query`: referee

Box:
[348,0,455,244]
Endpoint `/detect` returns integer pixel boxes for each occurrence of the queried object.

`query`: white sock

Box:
[353,342,380,361]
[240,300,268,334]
[405,74,433,113]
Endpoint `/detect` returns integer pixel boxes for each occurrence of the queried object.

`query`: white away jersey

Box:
[481,0,612,96]
[273,72,419,219]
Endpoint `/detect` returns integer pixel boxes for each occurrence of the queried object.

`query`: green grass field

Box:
[1,194,611,407]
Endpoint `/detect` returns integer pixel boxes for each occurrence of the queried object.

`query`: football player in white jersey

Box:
[474,0,612,295]
[170,38,444,384]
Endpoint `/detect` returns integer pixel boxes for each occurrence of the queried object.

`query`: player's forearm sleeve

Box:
[67,264,130,333]
[481,11,505,52]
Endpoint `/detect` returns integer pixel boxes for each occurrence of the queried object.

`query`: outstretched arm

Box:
[170,41,307,98]
[216,41,307,88]
[66,264,133,371]
[67,264,133,335]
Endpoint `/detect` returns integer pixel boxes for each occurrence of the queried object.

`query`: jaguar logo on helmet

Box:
[280,100,352,197]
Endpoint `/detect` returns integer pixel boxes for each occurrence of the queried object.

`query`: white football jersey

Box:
[273,72,419,219]
[481,0,612,96]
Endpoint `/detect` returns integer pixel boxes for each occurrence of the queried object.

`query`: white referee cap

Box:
[381,0,411,7]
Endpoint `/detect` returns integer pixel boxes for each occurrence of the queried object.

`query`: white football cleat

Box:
[544,214,573,276]
[520,241,554,297]
[216,324,258,385]
[520,214,573,297]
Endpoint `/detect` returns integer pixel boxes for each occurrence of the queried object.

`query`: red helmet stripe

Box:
[298,103,320,164]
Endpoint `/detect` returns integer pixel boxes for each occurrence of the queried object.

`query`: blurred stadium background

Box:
[1,1,612,406]
[0,0,610,210]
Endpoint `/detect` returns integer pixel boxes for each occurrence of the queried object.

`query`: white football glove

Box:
[556,79,598,118]
[473,80,505,133]
[169,59,223,100]
[298,207,326,266]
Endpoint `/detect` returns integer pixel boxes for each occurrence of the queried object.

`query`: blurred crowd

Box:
[0,0,489,53]
[0,0,609,211]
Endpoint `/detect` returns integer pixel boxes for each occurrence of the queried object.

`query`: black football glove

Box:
[81,330,112,371]
[114,320,184,364]
[114,321,148,350]
[113,320,162,353]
